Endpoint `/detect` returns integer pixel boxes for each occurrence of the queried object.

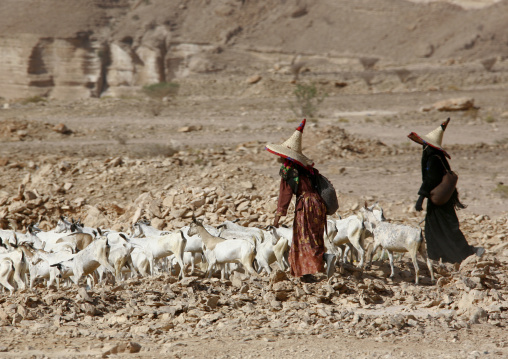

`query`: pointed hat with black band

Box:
[265,119,314,168]
[408,118,451,158]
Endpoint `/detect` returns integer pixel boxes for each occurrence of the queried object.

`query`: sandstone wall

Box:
[0,29,218,100]
[0,33,103,100]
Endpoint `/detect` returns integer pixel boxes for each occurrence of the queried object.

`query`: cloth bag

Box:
[315,173,339,215]
[430,158,458,206]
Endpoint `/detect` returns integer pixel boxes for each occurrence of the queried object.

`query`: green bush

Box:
[142,82,179,100]
[290,83,327,119]
[494,183,508,198]
[22,96,47,104]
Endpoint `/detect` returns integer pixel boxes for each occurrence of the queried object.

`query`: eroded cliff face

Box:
[1,0,507,100]
[0,34,103,100]
[0,28,219,100]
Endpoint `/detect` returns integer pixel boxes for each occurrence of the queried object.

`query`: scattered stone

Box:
[246,75,262,84]
[53,123,72,134]
[432,98,476,112]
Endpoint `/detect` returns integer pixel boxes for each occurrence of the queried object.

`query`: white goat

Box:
[0,248,28,290]
[326,212,367,268]
[28,250,70,289]
[132,219,170,238]
[0,229,20,248]
[188,219,257,279]
[216,221,289,274]
[130,247,151,277]
[363,217,435,285]
[168,252,204,275]
[128,231,187,279]
[51,237,115,286]
[179,224,220,274]
[96,233,136,281]
[0,259,16,295]
[254,229,289,274]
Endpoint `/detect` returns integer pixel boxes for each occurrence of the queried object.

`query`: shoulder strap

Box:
[430,154,450,172]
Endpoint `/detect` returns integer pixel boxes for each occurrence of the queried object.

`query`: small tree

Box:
[290,83,327,119]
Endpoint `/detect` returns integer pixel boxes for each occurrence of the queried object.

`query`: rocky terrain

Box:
[0,0,507,358]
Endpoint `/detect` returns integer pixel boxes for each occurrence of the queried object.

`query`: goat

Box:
[95,233,136,281]
[128,230,187,279]
[364,217,435,285]
[180,224,220,274]
[28,250,69,289]
[0,259,16,295]
[188,218,257,279]
[168,252,204,275]
[132,219,170,238]
[0,229,19,248]
[55,232,94,251]
[326,212,367,268]
[0,247,28,290]
[51,237,115,286]
[130,247,151,277]
[254,228,289,274]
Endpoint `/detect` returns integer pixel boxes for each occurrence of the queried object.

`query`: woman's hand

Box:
[415,195,424,212]
[273,215,280,228]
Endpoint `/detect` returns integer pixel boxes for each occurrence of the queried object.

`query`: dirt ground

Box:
[0,1,508,358]
[0,77,507,358]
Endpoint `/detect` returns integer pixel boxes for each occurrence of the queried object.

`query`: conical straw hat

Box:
[408,118,451,158]
[265,119,314,168]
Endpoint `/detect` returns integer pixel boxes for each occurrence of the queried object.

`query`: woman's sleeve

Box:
[277,178,293,216]
[418,156,445,198]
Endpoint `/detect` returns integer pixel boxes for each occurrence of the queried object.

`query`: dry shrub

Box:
[481,58,497,72]
[290,83,327,118]
[359,57,379,70]
[359,72,375,86]
[142,82,179,100]
[128,143,177,158]
[394,68,413,83]
[21,96,47,105]
[494,183,508,198]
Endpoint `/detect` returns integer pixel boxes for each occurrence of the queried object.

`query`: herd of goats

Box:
[0,202,436,295]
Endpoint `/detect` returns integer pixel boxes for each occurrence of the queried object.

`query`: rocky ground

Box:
[0,83,507,357]
[0,1,507,357]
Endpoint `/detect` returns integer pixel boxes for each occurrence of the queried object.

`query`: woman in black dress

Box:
[408,118,484,264]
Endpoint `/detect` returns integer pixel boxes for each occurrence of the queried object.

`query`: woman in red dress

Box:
[266,119,335,283]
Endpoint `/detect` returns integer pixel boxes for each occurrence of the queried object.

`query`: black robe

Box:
[419,147,475,264]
